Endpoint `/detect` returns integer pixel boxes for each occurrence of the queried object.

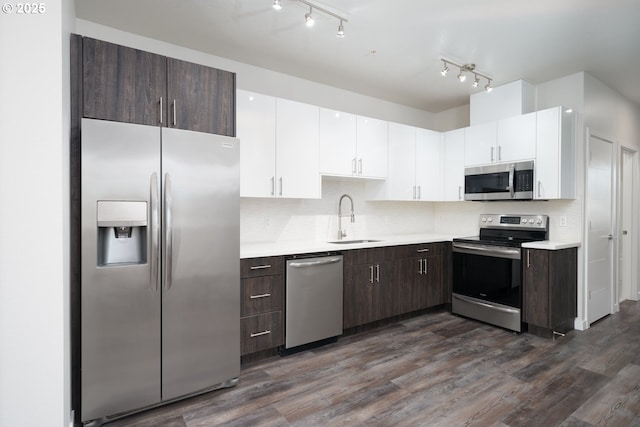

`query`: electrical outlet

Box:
[559,216,567,227]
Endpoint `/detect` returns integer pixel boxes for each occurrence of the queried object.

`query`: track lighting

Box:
[305,7,315,27]
[272,0,348,38]
[440,58,493,92]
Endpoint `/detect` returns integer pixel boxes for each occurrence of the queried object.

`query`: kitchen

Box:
[2,1,640,426]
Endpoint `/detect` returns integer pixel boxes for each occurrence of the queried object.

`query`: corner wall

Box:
[0,0,74,425]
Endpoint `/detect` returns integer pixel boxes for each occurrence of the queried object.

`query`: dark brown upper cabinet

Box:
[82,37,235,136]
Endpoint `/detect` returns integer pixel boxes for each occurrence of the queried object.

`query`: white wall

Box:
[0,0,74,425]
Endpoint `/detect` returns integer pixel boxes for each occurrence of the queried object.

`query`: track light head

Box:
[457,69,466,83]
[472,75,480,88]
[305,7,315,27]
[337,20,345,37]
[272,0,282,10]
[485,80,493,92]
[441,62,449,77]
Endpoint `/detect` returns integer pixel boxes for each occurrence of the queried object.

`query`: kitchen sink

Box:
[328,239,382,244]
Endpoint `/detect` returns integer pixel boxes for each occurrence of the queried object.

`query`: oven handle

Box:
[453,294,520,315]
[452,242,520,260]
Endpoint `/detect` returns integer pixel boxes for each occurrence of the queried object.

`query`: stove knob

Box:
[536,217,543,224]
[528,218,535,224]
[481,217,487,222]
[521,218,527,224]
[487,217,493,222]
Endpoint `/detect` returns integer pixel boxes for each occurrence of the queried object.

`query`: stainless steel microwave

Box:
[464,160,534,201]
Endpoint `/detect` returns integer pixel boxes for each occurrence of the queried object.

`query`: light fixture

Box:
[272,1,349,37]
[485,79,493,92]
[440,60,449,76]
[337,20,345,38]
[305,7,315,26]
[440,58,493,92]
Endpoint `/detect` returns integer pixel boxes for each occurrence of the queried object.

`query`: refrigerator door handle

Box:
[150,172,160,291]
[164,173,174,291]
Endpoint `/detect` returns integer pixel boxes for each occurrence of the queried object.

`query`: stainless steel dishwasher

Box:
[285,253,343,350]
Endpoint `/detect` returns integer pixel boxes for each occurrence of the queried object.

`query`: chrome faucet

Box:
[338,193,355,240]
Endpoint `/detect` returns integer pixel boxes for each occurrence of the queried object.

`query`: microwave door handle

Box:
[508,165,515,199]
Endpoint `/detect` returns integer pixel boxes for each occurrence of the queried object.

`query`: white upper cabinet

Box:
[387,123,416,200]
[356,115,388,178]
[464,111,536,166]
[464,121,497,166]
[444,128,465,201]
[237,90,320,199]
[497,111,536,162]
[237,90,277,198]
[535,106,576,199]
[276,98,321,199]
[415,128,443,201]
[319,108,357,176]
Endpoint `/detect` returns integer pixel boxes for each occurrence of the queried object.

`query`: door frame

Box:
[618,146,639,303]
[583,129,618,326]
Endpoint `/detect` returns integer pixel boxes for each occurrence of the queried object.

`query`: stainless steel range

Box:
[452,214,549,332]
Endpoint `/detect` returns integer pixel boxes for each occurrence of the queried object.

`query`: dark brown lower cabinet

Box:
[523,247,577,337]
[343,242,451,329]
[240,257,284,356]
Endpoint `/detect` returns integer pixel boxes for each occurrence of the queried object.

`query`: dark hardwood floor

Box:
[106,301,640,427]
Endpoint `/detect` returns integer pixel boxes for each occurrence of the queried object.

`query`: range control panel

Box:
[480,214,549,230]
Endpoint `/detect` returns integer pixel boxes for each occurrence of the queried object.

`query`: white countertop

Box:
[241,233,457,259]
[521,241,581,250]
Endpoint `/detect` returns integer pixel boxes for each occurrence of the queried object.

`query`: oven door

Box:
[452,242,522,331]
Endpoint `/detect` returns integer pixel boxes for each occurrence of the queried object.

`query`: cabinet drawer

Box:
[398,242,445,259]
[240,312,283,355]
[241,274,283,316]
[240,256,284,278]
[343,246,400,266]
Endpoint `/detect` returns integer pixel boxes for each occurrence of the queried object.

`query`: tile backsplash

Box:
[240,177,582,245]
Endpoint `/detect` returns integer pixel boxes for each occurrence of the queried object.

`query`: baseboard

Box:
[574,317,588,331]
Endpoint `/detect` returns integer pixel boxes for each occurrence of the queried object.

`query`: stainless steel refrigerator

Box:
[80,118,240,424]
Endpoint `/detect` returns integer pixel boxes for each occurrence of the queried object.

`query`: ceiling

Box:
[75,0,640,113]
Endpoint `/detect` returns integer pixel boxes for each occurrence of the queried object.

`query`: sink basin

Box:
[328,239,382,245]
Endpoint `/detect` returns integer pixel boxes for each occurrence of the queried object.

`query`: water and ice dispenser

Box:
[97,200,148,266]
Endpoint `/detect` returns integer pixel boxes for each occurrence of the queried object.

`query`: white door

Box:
[497,111,536,162]
[357,115,388,178]
[464,121,496,166]
[444,128,465,201]
[319,108,357,176]
[275,98,320,199]
[416,128,443,200]
[586,134,615,324]
[236,90,277,197]
[387,122,415,200]
[619,148,637,302]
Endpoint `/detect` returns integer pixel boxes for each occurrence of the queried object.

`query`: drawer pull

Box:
[250,293,271,299]
[416,248,430,253]
[250,330,271,338]
[250,264,272,270]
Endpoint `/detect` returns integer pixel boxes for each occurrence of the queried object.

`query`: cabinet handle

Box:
[417,185,421,200]
[352,158,357,174]
[159,97,163,125]
[250,264,272,270]
[527,250,530,268]
[418,259,423,275]
[458,185,462,200]
[375,264,380,283]
[416,248,430,253]
[537,180,542,198]
[270,176,275,196]
[498,145,502,161]
[491,146,494,162]
[413,186,416,200]
[369,265,374,284]
[424,258,428,274]
[250,293,271,299]
[250,330,271,338]
[358,158,363,174]
[172,99,177,126]
[279,177,283,196]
